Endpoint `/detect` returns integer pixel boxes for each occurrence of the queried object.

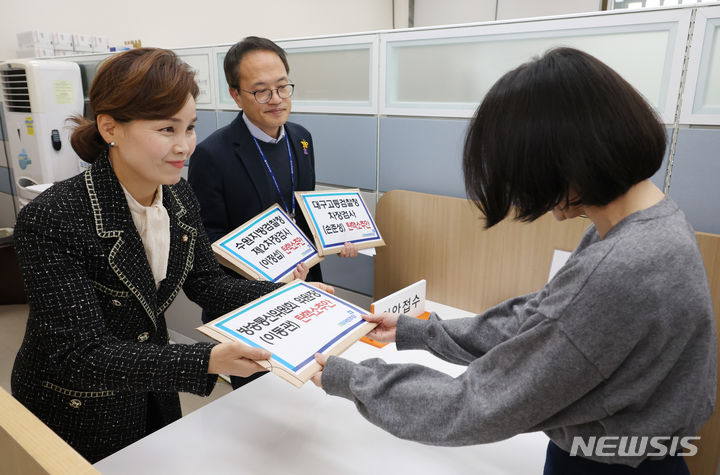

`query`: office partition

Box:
[381,9,690,122]
[3,3,719,298]
[681,5,720,123]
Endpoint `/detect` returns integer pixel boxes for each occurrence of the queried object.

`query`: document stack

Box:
[15,30,53,58]
[15,30,110,58]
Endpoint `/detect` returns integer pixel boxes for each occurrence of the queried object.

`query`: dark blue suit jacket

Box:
[188,112,322,281]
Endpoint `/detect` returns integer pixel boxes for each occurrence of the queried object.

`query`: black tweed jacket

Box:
[11,153,279,462]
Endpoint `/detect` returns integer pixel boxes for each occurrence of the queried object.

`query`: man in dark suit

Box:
[188,37,357,389]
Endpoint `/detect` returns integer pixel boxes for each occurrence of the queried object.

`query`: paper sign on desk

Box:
[362,280,430,348]
[212,205,322,283]
[197,281,376,387]
[295,189,385,256]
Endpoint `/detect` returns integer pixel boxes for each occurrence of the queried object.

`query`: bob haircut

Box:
[71,48,199,163]
[223,36,289,90]
[463,47,666,228]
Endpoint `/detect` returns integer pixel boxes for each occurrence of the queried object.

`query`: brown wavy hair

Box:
[70,48,199,163]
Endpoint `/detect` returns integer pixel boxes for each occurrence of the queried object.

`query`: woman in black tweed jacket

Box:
[11,48,327,463]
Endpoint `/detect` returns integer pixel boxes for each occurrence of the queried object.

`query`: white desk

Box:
[95,301,549,474]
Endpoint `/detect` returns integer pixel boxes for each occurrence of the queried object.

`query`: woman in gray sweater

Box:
[312,48,716,474]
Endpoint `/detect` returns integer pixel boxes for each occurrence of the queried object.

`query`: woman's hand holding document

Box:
[198,280,373,387]
[311,312,399,387]
[361,313,399,342]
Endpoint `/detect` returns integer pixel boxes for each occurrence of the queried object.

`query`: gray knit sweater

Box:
[321,196,716,467]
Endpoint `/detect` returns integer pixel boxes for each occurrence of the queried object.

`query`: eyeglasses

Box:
[238,84,295,104]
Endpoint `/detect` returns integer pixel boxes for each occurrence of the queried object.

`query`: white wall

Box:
[0,0,610,61]
[0,0,394,61]
[496,0,603,20]
[413,0,603,27]
[394,0,411,28]
[414,0,497,26]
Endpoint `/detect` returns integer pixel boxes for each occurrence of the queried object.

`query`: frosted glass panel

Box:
[177,53,212,105]
[693,20,720,113]
[216,51,236,108]
[706,25,720,107]
[216,46,372,108]
[387,26,674,113]
[287,46,372,105]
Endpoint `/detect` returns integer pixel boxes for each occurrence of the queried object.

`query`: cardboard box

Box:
[16,46,55,58]
[72,34,94,53]
[91,36,109,53]
[52,32,73,51]
[16,30,53,48]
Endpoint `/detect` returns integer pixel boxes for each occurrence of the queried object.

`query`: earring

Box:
[109,142,116,148]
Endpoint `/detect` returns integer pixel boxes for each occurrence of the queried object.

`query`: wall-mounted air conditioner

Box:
[0,59,84,209]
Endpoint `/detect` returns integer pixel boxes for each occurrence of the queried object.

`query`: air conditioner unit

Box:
[0,59,85,209]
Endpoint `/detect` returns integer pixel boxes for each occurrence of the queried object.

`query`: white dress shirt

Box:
[121,184,170,288]
[242,113,286,144]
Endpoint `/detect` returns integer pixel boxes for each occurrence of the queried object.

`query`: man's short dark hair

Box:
[463,47,666,228]
[223,36,289,89]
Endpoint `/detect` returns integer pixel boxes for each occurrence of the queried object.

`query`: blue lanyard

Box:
[251,133,295,218]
